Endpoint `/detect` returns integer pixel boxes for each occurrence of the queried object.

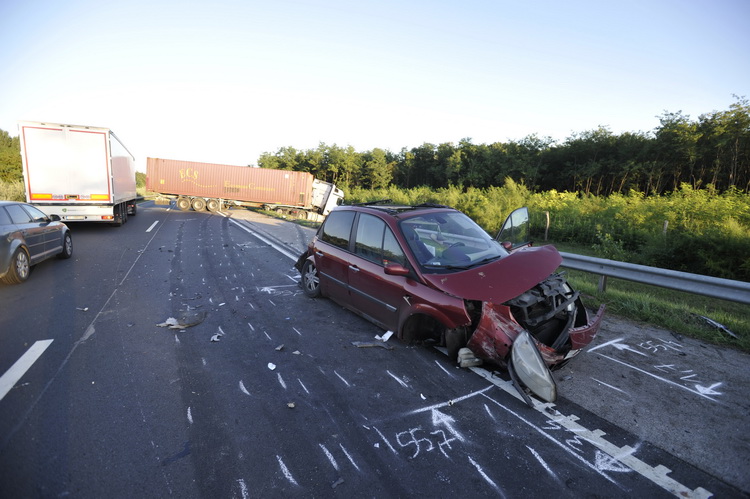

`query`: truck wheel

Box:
[301,260,321,298]
[176,197,191,211]
[2,247,31,284]
[191,197,206,211]
[128,202,137,216]
[206,198,220,212]
[57,232,73,259]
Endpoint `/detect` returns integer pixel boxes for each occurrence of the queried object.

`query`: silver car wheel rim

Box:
[17,252,29,279]
[305,266,319,291]
[65,235,72,255]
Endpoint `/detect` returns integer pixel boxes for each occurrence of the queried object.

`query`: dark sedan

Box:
[0,201,73,284]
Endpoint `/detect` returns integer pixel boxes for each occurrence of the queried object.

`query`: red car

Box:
[295,202,605,403]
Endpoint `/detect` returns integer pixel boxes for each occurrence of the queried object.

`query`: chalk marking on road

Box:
[526,445,560,482]
[277,373,287,389]
[292,327,302,336]
[247,322,255,331]
[340,444,361,471]
[386,370,409,389]
[467,456,504,495]
[319,444,339,470]
[297,378,310,394]
[0,340,54,401]
[146,221,159,232]
[373,426,397,454]
[591,377,628,394]
[264,331,272,341]
[239,380,251,396]
[334,370,350,387]
[236,479,249,499]
[434,360,456,378]
[276,455,298,486]
[598,353,724,403]
[589,338,648,357]
[187,407,193,425]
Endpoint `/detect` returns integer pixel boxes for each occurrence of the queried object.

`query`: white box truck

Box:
[18,121,137,225]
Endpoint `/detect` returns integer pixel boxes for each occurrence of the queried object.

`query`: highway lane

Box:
[0,201,743,497]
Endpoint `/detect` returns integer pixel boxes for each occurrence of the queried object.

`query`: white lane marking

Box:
[0,340,54,401]
[146,221,159,232]
[225,217,298,261]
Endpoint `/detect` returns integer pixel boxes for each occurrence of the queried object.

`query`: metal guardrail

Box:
[559,252,750,305]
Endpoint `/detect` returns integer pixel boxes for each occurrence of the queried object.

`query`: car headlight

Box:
[511,330,557,402]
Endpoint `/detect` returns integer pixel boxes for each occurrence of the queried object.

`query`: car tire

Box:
[57,232,73,259]
[2,247,31,284]
[301,260,321,298]
[176,197,191,211]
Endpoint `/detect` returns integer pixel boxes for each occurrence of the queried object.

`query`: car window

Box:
[0,207,12,226]
[321,210,355,249]
[382,228,407,266]
[6,204,33,224]
[355,214,385,263]
[23,205,49,223]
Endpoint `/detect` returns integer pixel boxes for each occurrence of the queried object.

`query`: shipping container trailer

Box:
[146,157,343,220]
[18,121,137,225]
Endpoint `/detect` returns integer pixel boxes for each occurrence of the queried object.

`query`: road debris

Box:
[351,341,394,350]
[458,347,482,368]
[157,310,207,329]
[210,334,221,342]
[275,344,285,351]
[287,402,295,409]
[76,307,89,312]
[698,315,738,339]
[375,331,394,342]
[268,363,276,370]
[331,478,344,489]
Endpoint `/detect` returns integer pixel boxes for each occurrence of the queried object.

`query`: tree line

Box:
[258,96,750,195]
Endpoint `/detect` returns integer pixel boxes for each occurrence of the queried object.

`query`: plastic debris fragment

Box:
[699,315,738,338]
[157,310,207,329]
[276,344,285,351]
[458,347,482,368]
[210,334,221,342]
[287,402,295,409]
[268,363,276,370]
[351,341,393,350]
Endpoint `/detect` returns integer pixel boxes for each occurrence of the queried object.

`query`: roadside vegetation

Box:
[1,97,747,350]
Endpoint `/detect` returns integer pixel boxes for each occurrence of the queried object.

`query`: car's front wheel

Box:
[2,247,31,284]
[58,232,73,259]
[301,260,321,298]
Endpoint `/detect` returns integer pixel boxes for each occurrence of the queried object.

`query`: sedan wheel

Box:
[301,260,321,298]
[2,248,30,284]
[58,232,73,259]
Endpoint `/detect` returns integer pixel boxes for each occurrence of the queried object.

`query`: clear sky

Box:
[1,0,748,170]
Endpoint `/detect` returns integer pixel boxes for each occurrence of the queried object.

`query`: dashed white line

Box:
[0,340,53,401]
[146,221,159,232]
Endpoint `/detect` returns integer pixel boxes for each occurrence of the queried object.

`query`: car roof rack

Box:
[352,199,393,206]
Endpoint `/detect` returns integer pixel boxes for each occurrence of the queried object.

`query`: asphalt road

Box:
[0,201,747,498]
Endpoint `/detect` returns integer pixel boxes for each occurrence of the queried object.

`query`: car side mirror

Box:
[501,241,513,250]
[384,263,410,276]
[49,214,61,222]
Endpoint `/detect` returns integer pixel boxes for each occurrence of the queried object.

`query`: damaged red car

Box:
[295,202,605,403]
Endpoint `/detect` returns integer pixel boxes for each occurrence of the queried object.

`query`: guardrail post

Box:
[598,275,608,293]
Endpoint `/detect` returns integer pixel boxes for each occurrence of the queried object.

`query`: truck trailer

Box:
[18,121,137,225]
[146,157,344,220]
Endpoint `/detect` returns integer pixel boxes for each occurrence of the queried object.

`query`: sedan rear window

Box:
[6,204,33,224]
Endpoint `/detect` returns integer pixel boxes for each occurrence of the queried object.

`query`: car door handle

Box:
[315,251,324,257]
[348,265,360,272]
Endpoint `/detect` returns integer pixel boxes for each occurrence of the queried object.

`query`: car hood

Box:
[421,245,563,303]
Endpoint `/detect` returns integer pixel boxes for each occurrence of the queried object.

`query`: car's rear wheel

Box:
[301,260,321,298]
[58,232,73,259]
[2,247,31,284]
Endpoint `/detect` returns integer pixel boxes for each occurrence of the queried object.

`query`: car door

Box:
[348,213,408,331]
[23,204,61,255]
[314,209,356,303]
[5,204,46,263]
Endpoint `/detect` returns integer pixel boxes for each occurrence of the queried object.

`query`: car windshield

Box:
[399,211,508,271]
